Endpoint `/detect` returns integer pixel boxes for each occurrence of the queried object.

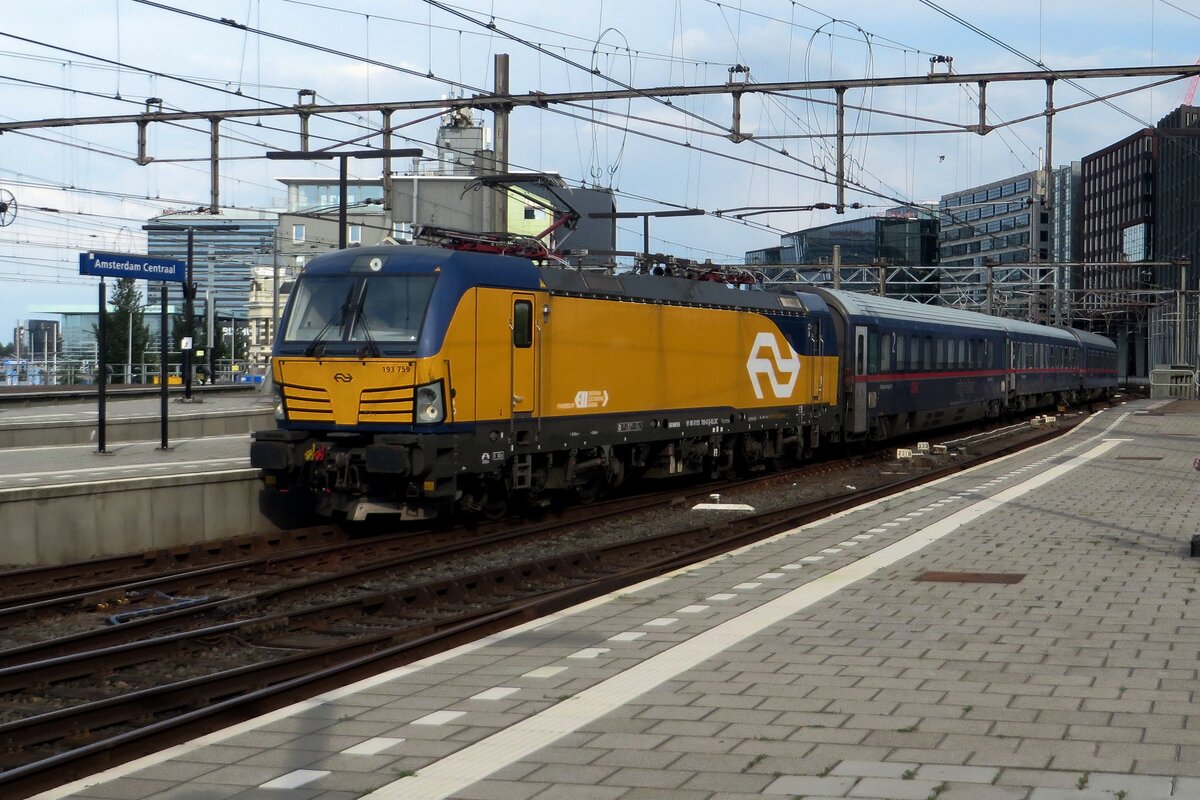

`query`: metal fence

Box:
[1149,367,1197,400]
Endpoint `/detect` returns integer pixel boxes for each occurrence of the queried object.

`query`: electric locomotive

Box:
[250,244,1116,521]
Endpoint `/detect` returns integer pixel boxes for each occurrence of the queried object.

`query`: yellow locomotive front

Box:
[252,246,547,521]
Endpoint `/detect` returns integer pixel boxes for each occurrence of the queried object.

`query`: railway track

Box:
[0,412,1088,798]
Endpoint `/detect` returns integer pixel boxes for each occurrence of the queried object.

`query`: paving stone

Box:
[937,783,1027,800]
[600,767,693,788]
[915,764,1000,783]
[848,777,942,799]
[1028,791,1123,800]
[831,760,918,778]
[528,783,623,800]
[67,779,180,799]
[763,774,857,795]
[1085,771,1174,794]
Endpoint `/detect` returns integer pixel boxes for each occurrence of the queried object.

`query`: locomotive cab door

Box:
[510,294,537,416]
[851,325,868,434]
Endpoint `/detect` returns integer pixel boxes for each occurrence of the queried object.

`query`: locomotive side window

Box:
[513,300,533,348]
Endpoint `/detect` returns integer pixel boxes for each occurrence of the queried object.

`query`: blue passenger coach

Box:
[808,287,1115,443]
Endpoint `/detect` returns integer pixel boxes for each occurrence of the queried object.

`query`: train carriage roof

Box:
[991,315,1079,343]
[1056,326,1117,349]
[811,287,1007,333]
[812,287,1080,343]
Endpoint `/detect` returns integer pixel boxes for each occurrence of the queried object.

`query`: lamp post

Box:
[264,147,422,248]
[143,223,240,400]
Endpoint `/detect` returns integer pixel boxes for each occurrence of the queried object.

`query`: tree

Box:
[93,278,152,383]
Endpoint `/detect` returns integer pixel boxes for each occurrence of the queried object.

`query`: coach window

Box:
[868,332,880,374]
[513,300,533,348]
[923,336,933,369]
[881,333,893,373]
[936,338,945,370]
[896,335,906,371]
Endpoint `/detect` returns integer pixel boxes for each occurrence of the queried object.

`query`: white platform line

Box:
[360,436,1124,800]
[0,457,251,482]
[0,434,251,455]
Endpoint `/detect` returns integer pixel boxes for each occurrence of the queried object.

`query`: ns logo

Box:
[745,332,799,400]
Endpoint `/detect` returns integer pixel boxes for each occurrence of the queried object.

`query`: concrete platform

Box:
[0,388,280,564]
[31,397,1200,800]
[0,386,273,447]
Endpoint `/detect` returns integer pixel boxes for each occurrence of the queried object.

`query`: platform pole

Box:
[159,284,170,450]
[96,279,108,454]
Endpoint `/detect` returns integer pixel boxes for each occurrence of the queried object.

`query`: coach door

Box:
[510,294,536,415]
[851,325,868,433]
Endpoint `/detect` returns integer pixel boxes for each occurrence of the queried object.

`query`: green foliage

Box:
[92,278,153,383]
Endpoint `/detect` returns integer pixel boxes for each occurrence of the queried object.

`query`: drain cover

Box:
[916,571,1024,584]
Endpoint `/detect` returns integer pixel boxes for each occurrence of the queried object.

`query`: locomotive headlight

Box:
[415,382,445,423]
[273,386,287,421]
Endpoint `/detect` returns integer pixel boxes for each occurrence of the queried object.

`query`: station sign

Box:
[79,251,186,283]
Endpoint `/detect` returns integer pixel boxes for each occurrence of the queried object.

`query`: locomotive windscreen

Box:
[283,274,437,346]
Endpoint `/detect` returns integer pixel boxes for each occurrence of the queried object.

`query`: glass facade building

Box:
[1154,105,1200,292]
[1079,129,1156,297]
[748,214,937,267]
[938,172,1044,268]
[145,212,279,321]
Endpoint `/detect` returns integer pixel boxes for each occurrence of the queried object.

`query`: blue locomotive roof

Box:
[300,245,543,290]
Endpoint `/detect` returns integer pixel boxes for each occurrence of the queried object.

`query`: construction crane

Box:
[1185,56,1200,105]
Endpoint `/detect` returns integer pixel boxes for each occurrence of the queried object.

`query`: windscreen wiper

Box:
[350,281,381,358]
[304,285,355,357]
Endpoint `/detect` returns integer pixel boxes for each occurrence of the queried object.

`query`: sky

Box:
[2,0,1200,340]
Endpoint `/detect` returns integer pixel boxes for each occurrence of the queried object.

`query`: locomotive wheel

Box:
[572,468,607,505]
[480,481,510,520]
